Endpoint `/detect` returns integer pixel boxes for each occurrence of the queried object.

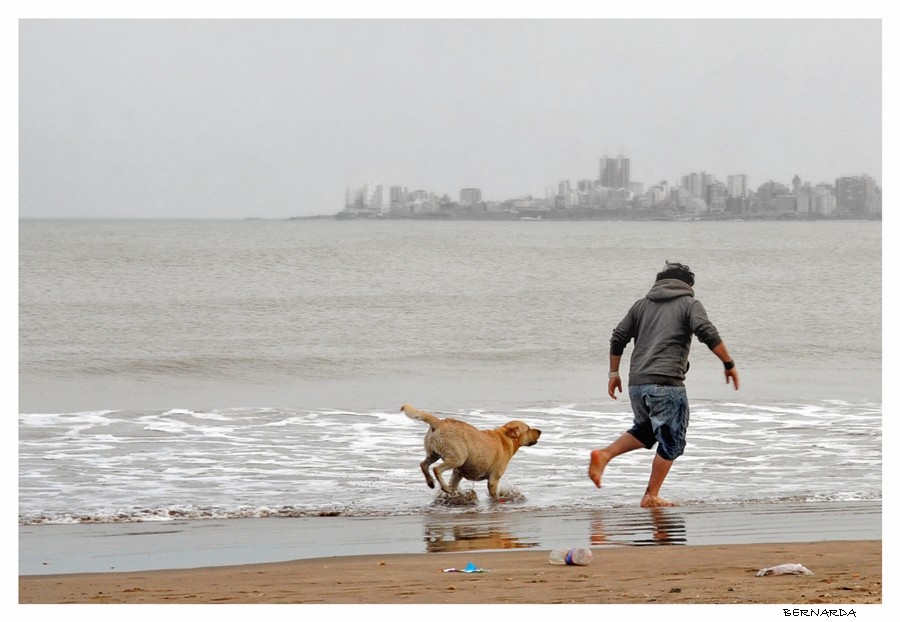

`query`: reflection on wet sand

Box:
[421,507,687,554]
[591,507,687,546]
[423,515,539,553]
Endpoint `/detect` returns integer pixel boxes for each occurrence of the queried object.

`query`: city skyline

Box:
[18,19,883,219]
[344,154,881,217]
[347,159,881,201]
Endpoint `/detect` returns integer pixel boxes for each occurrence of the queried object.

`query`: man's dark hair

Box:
[656,261,695,286]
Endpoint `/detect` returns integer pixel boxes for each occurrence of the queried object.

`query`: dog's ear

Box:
[503,423,521,439]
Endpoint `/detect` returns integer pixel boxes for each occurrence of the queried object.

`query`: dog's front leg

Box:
[487,474,503,500]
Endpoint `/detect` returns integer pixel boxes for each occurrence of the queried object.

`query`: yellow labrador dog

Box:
[401,403,541,500]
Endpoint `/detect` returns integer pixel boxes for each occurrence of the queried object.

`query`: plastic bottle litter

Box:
[549,547,593,566]
[756,563,813,577]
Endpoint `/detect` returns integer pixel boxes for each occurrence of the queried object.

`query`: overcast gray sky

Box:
[18,18,882,219]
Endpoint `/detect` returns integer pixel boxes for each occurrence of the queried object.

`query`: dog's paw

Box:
[434,490,478,506]
[494,485,526,503]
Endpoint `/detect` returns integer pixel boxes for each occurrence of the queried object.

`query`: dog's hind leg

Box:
[419,453,439,489]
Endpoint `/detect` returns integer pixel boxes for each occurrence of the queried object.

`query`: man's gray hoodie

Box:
[610,279,722,386]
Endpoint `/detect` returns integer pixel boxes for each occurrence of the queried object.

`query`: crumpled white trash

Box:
[756,563,814,577]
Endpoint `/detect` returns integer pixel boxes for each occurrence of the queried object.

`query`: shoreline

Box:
[19,500,881,576]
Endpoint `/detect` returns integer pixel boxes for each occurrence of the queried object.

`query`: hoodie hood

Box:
[646,278,695,301]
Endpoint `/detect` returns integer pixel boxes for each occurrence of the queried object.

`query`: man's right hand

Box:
[608,377,622,400]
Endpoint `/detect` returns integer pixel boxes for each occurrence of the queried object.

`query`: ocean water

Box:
[18,219,882,525]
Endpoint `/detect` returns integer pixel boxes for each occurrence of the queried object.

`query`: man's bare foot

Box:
[588,449,610,488]
[640,494,676,508]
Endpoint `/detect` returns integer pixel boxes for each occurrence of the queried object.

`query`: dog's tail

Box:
[401,403,442,428]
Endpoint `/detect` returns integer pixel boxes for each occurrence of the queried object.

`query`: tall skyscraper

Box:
[727,174,748,198]
[835,175,878,215]
[599,155,630,189]
[813,184,837,215]
[389,186,408,211]
[681,172,715,198]
[344,183,383,213]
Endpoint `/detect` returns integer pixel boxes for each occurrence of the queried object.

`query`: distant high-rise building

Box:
[408,189,438,214]
[835,175,878,215]
[647,181,669,206]
[557,180,575,208]
[344,183,384,214]
[681,172,716,199]
[813,183,837,215]
[599,155,630,189]
[772,194,798,213]
[727,174,748,198]
[796,181,814,214]
[706,181,728,212]
[389,186,408,211]
[460,188,482,205]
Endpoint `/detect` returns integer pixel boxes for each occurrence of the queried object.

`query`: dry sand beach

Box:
[19,541,881,605]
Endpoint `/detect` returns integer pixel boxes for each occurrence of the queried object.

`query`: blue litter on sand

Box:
[441,561,490,573]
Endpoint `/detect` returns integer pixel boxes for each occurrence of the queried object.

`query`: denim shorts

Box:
[627,384,690,461]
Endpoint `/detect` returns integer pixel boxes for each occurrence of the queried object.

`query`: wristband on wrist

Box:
[723,360,735,370]
[608,371,620,379]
